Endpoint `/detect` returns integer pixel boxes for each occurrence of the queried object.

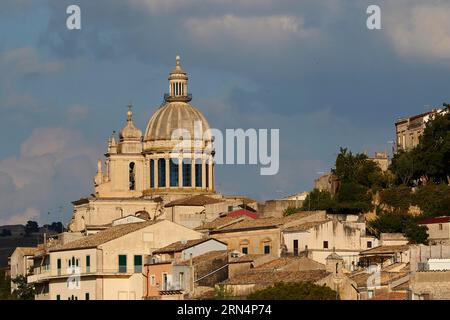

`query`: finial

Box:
[176,55,181,67]
[127,104,133,122]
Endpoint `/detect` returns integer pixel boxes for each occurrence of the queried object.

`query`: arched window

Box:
[150,160,154,188]
[170,158,179,187]
[129,162,136,190]
[195,159,202,187]
[182,159,191,187]
[158,159,166,187]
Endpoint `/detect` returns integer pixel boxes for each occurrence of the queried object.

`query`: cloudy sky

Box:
[0,0,449,225]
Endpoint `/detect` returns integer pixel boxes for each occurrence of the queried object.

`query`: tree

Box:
[415,109,450,184]
[332,182,373,214]
[247,282,338,300]
[0,229,12,237]
[368,212,428,244]
[411,184,450,217]
[25,221,39,235]
[0,269,13,300]
[11,275,35,300]
[300,189,334,211]
[390,150,418,186]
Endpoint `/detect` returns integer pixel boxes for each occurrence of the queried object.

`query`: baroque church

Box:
[68,56,255,233]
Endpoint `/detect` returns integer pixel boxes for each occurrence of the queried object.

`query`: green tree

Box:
[379,185,412,213]
[247,282,338,300]
[415,108,450,184]
[369,212,428,244]
[390,150,418,186]
[0,269,13,300]
[283,206,301,217]
[411,184,450,217]
[332,182,373,213]
[25,221,39,235]
[300,189,334,211]
[11,275,35,300]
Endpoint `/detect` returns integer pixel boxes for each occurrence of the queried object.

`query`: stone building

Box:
[221,254,358,299]
[417,216,450,245]
[144,238,228,299]
[27,219,202,300]
[314,172,339,196]
[395,108,446,152]
[368,152,389,172]
[68,56,251,233]
[9,247,37,292]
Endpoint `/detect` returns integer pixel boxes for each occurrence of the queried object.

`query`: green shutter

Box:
[134,255,142,273]
[86,255,90,267]
[119,255,127,273]
[57,259,61,269]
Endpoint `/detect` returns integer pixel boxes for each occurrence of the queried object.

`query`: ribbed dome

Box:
[144,101,211,142]
[119,107,142,141]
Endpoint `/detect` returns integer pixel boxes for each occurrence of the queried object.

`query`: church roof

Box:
[164,195,224,207]
[144,101,211,142]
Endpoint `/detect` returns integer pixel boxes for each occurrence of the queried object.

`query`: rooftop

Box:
[360,245,410,256]
[223,269,330,285]
[50,220,161,252]
[417,216,450,225]
[164,195,224,207]
[152,238,225,254]
[176,250,228,266]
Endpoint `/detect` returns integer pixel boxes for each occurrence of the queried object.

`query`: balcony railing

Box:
[163,93,192,102]
[28,267,138,283]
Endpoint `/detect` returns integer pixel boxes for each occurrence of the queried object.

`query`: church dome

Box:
[144,101,211,142]
[119,106,142,141]
[143,56,212,149]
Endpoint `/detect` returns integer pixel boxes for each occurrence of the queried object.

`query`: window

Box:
[86,255,90,273]
[169,158,179,187]
[182,160,192,187]
[85,293,90,300]
[264,245,271,254]
[158,159,166,187]
[367,241,372,248]
[195,161,202,187]
[323,241,329,249]
[57,258,61,275]
[242,247,248,255]
[56,295,60,300]
[134,255,142,273]
[150,275,155,286]
[439,224,443,230]
[179,272,185,289]
[228,206,234,212]
[150,160,154,188]
[129,162,136,190]
[118,255,127,273]
[293,240,299,256]
[162,273,168,291]
[205,163,209,188]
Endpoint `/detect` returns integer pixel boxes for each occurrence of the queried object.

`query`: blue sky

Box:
[0,0,449,225]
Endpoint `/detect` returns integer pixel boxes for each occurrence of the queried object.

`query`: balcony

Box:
[163,93,192,103]
[28,267,135,283]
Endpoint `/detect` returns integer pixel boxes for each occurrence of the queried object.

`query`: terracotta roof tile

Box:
[153,238,224,254]
[360,245,410,255]
[370,292,408,300]
[223,269,330,285]
[177,250,228,266]
[50,220,161,251]
[165,195,224,207]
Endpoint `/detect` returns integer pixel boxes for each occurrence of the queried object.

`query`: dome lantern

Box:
[165,55,192,103]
